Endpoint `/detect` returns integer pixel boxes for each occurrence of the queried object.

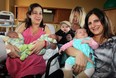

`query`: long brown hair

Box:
[25,3,45,29]
[84,8,114,39]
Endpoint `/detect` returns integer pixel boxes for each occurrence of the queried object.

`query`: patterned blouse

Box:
[92,36,116,78]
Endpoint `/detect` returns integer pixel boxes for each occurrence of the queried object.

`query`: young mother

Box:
[6,3,52,78]
[65,8,116,78]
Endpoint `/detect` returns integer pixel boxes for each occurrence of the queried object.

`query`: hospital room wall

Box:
[1,0,106,12]
[0,0,15,12]
[0,0,6,11]
[14,0,106,11]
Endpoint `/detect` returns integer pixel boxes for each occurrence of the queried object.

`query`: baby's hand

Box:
[66,34,73,41]
[58,49,63,54]
[81,40,90,44]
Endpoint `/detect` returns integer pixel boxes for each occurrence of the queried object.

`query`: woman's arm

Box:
[30,40,45,54]
[65,47,90,73]
[15,23,26,33]
[30,25,54,54]
[6,22,25,58]
[6,44,20,58]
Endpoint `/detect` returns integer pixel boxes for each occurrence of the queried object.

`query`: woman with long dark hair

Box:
[64,8,116,78]
[6,3,52,78]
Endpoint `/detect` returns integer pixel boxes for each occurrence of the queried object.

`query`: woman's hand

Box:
[30,40,45,54]
[65,47,93,74]
[73,52,87,73]
[6,44,20,58]
[66,47,87,73]
[73,52,93,74]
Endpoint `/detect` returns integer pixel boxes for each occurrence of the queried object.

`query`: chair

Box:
[41,24,60,77]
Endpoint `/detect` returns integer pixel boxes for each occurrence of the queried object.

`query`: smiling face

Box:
[29,7,43,25]
[88,14,104,36]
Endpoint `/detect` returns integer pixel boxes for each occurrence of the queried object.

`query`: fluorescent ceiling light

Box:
[43,9,52,13]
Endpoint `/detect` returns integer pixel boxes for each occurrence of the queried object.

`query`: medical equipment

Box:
[0,11,14,26]
[0,11,14,34]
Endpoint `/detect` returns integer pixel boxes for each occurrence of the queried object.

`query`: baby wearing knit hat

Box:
[56,20,74,45]
[60,21,71,28]
[55,21,75,67]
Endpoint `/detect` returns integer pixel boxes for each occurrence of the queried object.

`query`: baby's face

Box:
[8,32,19,38]
[61,24,70,33]
[75,29,88,39]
